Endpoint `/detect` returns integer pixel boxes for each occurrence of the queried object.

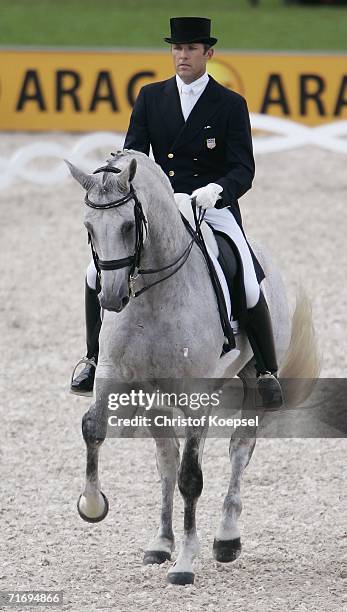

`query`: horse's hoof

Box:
[143,550,171,565]
[166,571,195,585]
[213,537,242,562]
[77,491,109,523]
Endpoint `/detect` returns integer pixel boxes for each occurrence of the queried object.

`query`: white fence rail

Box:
[1,115,346,189]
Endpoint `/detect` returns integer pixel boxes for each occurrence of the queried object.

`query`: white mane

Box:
[107,149,175,201]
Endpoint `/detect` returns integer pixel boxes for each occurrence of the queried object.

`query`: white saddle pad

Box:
[175,193,239,332]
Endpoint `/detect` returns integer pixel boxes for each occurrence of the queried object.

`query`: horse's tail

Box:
[279,289,321,408]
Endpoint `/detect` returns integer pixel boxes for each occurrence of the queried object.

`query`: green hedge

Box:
[1,0,346,51]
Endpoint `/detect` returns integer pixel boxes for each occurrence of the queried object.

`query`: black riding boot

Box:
[70,279,101,396]
[245,290,283,409]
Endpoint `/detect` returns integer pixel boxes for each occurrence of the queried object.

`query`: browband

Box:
[85,190,135,209]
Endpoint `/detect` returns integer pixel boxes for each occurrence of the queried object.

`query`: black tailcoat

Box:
[124,75,255,228]
[124,75,264,286]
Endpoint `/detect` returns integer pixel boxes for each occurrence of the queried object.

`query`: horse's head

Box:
[66,154,147,312]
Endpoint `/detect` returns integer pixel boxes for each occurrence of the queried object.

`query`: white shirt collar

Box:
[176,72,209,95]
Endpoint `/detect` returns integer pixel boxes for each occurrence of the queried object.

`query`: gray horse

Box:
[67,150,319,586]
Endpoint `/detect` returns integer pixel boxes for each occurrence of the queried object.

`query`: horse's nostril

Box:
[122,296,130,308]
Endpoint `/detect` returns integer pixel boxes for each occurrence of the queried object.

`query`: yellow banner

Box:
[0,49,346,131]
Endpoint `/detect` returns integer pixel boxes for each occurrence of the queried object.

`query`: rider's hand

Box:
[190,183,223,209]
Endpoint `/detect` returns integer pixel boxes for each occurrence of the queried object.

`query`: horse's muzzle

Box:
[99,292,130,312]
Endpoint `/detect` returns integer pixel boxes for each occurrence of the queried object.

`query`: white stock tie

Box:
[180,85,195,121]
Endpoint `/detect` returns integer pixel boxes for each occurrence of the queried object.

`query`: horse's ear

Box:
[129,158,137,182]
[117,158,137,192]
[64,159,97,192]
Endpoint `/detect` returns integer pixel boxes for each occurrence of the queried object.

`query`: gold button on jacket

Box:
[169,170,175,176]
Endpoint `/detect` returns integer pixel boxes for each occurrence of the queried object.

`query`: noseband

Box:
[86,164,203,299]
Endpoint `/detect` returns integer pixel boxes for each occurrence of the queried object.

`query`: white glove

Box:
[190,183,223,209]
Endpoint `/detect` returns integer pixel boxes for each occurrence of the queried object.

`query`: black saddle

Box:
[180,213,236,351]
[213,230,246,327]
[212,228,265,328]
[181,208,265,352]
[214,231,238,296]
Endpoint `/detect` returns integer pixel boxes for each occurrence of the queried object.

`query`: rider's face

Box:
[172,43,214,84]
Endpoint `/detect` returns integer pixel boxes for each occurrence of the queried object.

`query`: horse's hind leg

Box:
[213,434,256,561]
[167,426,206,585]
[77,401,109,523]
[143,432,180,565]
[214,370,257,561]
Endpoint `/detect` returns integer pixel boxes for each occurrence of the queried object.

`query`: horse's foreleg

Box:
[167,428,206,585]
[77,402,109,523]
[143,434,180,565]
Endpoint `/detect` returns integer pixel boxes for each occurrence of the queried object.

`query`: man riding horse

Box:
[71,16,283,407]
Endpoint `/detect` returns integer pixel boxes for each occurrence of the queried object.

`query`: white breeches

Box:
[86,260,98,290]
[203,207,260,309]
[85,206,260,309]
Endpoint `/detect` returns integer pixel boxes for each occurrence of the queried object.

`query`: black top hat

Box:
[164,17,217,46]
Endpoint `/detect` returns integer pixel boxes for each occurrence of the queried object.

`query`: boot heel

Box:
[256,372,283,410]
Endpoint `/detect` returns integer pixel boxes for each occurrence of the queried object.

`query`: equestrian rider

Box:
[71,17,283,408]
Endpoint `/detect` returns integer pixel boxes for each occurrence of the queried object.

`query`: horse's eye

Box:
[122,221,134,235]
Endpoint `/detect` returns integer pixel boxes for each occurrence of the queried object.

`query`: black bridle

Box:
[86,164,204,298]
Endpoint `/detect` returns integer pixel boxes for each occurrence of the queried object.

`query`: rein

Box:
[86,164,205,298]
